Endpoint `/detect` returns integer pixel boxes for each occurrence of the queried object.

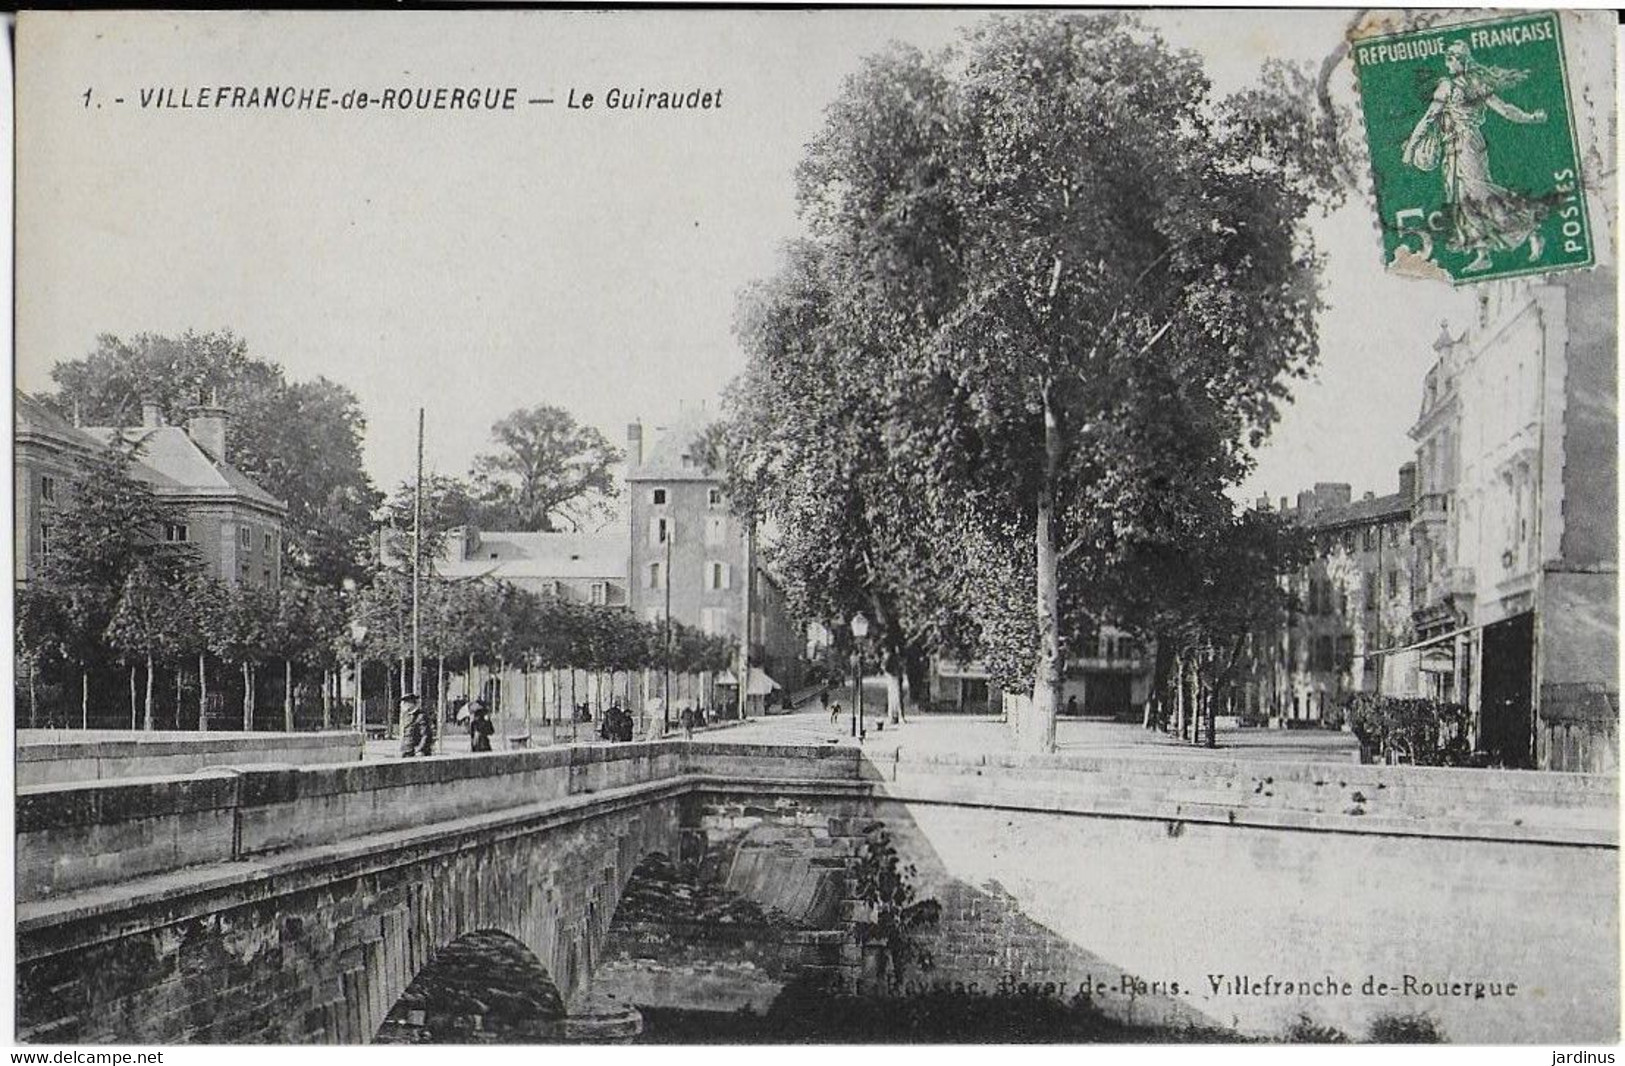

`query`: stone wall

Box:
[14,739,1617,1044]
[16,729,364,787]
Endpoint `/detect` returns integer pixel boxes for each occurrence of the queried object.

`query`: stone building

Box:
[624,415,803,704]
[1399,270,1617,771]
[429,527,627,606]
[15,393,287,589]
[1241,468,1416,724]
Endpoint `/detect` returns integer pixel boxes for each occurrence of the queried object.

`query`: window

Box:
[1336,636,1354,671]
[1387,570,1401,597]
[39,475,55,502]
[239,526,252,549]
[1364,573,1378,611]
[264,531,275,553]
[1363,527,1376,551]
[708,487,723,508]
[164,522,189,543]
[705,515,727,546]
[647,561,663,590]
[589,581,607,606]
[38,523,51,561]
[262,568,272,587]
[651,488,667,506]
[700,607,727,635]
[706,561,731,590]
[1313,636,1335,672]
[647,515,674,547]
[1342,530,1355,553]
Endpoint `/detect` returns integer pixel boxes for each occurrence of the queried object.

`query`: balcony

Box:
[1411,492,1450,530]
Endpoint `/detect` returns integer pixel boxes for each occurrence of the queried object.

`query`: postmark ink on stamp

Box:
[1354,11,1592,284]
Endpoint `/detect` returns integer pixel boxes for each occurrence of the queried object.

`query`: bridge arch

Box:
[375,929,564,1043]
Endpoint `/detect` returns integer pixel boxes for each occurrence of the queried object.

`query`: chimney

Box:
[1398,462,1417,502]
[1279,496,1289,513]
[1255,495,1270,511]
[186,399,229,461]
[626,422,644,468]
[1297,490,1318,516]
[140,400,164,428]
[1314,482,1352,508]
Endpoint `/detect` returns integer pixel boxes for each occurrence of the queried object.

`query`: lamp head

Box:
[849,612,870,639]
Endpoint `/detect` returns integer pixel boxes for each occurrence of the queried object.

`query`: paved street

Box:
[705,706,1364,762]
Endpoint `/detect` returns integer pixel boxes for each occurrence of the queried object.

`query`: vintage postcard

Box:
[9,7,1618,1055]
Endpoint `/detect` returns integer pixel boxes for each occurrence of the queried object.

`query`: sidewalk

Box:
[703,706,1363,763]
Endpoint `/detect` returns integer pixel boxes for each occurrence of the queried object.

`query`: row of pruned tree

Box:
[15,438,731,732]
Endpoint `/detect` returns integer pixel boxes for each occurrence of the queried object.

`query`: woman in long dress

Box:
[1403,40,1549,272]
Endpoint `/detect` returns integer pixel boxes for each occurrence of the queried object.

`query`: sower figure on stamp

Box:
[1403,39,1549,273]
[398,693,434,757]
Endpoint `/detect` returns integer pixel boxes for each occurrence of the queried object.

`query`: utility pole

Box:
[662,520,672,733]
[739,519,753,722]
[412,407,424,716]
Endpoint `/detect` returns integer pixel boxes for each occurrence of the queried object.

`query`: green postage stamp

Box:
[1354,11,1592,284]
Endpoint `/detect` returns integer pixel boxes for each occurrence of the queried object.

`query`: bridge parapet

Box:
[17,741,864,903]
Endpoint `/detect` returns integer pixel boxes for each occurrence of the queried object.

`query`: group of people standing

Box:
[397,693,493,757]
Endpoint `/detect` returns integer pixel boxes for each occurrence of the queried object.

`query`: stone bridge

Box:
[15,740,1619,1044]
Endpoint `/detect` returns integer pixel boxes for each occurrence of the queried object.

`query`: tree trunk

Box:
[143,655,155,731]
[354,659,363,730]
[242,662,252,731]
[437,657,446,725]
[130,665,137,729]
[82,669,89,729]
[904,648,931,719]
[175,667,182,726]
[1024,379,1063,753]
[27,663,37,728]
[199,652,209,731]
[322,669,332,730]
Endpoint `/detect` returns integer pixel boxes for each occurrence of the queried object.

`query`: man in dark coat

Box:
[399,694,433,757]
[467,700,494,753]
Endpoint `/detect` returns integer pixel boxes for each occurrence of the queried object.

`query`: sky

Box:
[15,9,1489,509]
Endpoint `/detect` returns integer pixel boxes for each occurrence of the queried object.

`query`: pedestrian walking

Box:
[1066,695,1078,717]
[467,699,494,753]
[398,694,434,757]
[830,702,842,727]
[681,705,694,740]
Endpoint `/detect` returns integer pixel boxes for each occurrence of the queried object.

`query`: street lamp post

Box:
[850,612,869,742]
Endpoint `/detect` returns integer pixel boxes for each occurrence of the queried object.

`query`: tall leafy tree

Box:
[739,14,1333,750]
[472,405,622,532]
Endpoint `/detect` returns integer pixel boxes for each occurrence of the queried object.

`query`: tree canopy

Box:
[472,405,622,532]
[727,13,1334,750]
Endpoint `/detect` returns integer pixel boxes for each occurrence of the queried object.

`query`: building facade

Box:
[16,394,287,589]
[1242,470,1416,725]
[624,415,803,699]
[1400,271,1617,771]
[429,527,627,606]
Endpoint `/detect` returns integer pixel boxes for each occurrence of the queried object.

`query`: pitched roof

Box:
[1301,490,1410,530]
[628,410,722,482]
[437,529,627,582]
[15,392,104,453]
[81,425,285,512]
